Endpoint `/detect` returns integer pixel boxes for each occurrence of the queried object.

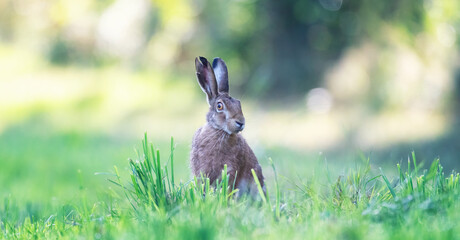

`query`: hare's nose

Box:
[235,121,245,131]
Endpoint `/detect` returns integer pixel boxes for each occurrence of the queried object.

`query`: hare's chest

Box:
[198,135,242,162]
[191,130,243,172]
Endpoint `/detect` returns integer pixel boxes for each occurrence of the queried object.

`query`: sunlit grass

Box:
[1,134,459,239]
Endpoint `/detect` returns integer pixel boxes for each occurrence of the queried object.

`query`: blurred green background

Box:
[0,0,459,203]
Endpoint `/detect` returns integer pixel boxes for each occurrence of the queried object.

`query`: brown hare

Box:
[190,56,265,196]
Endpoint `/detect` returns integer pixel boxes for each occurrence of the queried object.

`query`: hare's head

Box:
[195,56,245,135]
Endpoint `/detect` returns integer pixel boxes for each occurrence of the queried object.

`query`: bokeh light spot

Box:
[306,88,333,114]
[319,0,342,11]
[436,23,456,47]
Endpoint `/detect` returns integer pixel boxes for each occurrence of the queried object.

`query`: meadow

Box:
[1,1,460,238]
[1,46,460,240]
[1,128,459,239]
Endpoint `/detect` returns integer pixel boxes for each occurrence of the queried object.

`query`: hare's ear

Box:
[195,56,218,104]
[212,58,229,94]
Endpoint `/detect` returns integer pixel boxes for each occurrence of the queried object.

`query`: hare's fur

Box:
[190,57,264,195]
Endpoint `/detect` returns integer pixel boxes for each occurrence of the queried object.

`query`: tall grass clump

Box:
[363,152,460,220]
[378,152,460,201]
[112,135,459,223]
[111,134,244,215]
[111,133,181,212]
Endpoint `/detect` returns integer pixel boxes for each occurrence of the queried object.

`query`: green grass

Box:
[1,133,460,239]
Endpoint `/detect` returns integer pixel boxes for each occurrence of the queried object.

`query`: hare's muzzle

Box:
[235,120,245,132]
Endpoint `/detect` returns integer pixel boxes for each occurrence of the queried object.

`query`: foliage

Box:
[2,0,459,97]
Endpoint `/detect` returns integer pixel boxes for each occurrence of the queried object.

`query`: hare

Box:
[190,56,265,196]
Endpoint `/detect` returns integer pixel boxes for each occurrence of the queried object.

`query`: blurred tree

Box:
[0,0,16,41]
[191,0,427,98]
[0,0,456,104]
[48,36,71,65]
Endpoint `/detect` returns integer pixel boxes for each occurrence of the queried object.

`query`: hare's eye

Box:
[216,102,224,111]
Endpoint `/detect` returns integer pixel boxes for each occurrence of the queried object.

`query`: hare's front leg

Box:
[235,165,265,197]
[204,164,236,186]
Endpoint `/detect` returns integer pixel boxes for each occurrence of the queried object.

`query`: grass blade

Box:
[380,168,396,199]
[251,169,267,203]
